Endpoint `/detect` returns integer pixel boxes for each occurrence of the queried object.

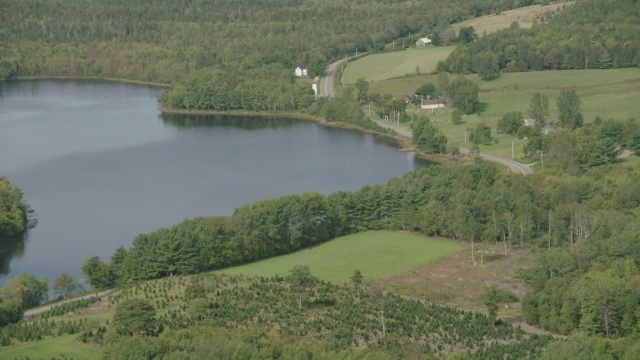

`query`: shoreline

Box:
[10,76,170,88]
[160,107,454,166]
[5,76,452,166]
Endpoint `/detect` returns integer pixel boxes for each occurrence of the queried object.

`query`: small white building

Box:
[294,66,308,77]
[420,99,445,110]
[523,118,537,127]
[415,37,432,46]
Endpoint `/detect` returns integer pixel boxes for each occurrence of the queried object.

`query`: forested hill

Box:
[439,0,640,77]
[2,0,543,112]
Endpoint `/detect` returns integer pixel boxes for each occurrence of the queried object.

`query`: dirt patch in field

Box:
[374,245,534,315]
[617,150,634,159]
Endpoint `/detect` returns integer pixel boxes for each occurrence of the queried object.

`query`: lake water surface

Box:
[0,80,429,283]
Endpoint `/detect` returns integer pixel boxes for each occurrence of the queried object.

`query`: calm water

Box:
[0,80,429,283]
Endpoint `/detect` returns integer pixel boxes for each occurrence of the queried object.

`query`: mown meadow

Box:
[218,230,465,284]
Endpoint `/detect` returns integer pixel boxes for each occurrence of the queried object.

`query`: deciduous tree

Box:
[557,90,583,130]
[113,299,160,336]
[286,265,317,309]
[528,92,549,125]
[351,269,363,303]
[53,273,83,299]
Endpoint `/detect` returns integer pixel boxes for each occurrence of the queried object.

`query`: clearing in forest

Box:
[217,230,466,285]
[450,1,574,36]
[342,46,455,84]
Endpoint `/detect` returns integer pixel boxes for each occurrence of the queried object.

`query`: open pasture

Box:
[218,230,466,285]
[342,46,455,84]
[371,68,640,160]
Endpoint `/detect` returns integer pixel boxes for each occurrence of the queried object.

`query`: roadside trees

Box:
[53,273,83,299]
[498,111,524,135]
[354,78,369,103]
[81,256,114,291]
[0,273,48,309]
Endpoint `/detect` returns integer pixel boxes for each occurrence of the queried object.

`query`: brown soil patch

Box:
[375,244,534,314]
[617,149,634,159]
[451,2,573,36]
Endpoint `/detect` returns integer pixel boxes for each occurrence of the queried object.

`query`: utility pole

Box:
[511,141,514,159]
[464,129,467,145]
[541,151,544,167]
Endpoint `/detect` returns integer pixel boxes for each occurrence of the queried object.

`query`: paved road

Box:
[374,119,533,175]
[318,58,346,98]
[318,58,533,175]
[24,289,113,320]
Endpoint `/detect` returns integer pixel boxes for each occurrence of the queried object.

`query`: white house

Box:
[415,37,432,46]
[420,99,445,110]
[523,118,537,127]
[294,66,308,77]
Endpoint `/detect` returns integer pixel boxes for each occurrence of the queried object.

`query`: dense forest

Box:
[439,0,640,78]
[1,0,549,114]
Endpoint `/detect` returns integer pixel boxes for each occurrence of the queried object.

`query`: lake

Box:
[0,80,429,283]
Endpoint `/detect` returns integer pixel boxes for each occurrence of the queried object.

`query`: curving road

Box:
[318,59,533,175]
[318,58,347,98]
[23,289,114,320]
[374,119,533,175]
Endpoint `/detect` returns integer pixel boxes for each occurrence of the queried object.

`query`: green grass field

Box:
[342,46,455,84]
[371,68,640,160]
[218,230,466,285]
[0,334,102,359]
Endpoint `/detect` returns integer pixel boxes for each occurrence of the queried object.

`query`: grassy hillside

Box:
[219,230,465,284]
[0,334,102,360]
[1,231,551,359]
[450,2,573,36]
[370,68,640,159]
[342,46,455,84]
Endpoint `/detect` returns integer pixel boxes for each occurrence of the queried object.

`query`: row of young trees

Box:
[103,271,553,359]
[439,0,640,78]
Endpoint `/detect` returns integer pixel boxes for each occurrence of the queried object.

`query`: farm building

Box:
[420,99,445,110]
[415,37,432,46]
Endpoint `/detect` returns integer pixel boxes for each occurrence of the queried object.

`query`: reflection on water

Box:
[162,113,299,130]
[0,235,27,276]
